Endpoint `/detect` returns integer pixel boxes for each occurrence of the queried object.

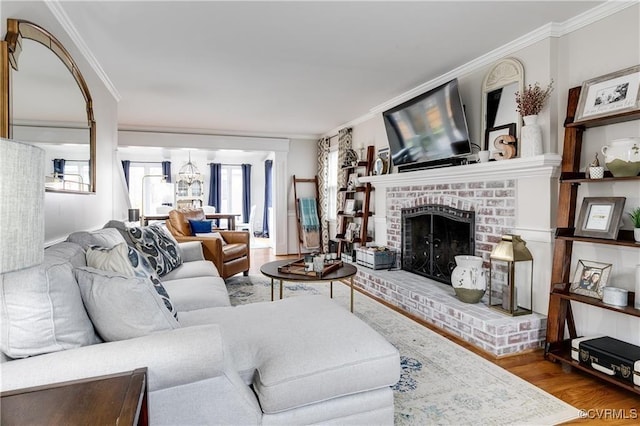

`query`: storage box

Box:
[572,336,640,386]
[355,247,396,270]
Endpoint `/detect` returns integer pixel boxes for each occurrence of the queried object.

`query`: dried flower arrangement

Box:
[515,80,554,117]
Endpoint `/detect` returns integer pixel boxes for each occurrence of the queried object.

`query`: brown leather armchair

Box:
[166,208,250,279]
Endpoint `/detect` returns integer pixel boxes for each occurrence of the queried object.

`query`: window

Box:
[327,148,339,221]
[220,164,243,216]
[129,161,162,214]
[62,160,90,191]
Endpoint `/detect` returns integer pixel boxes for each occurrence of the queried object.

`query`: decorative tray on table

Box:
[277,258,344,278]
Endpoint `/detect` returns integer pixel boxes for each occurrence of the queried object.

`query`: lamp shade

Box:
[0,139,45,273]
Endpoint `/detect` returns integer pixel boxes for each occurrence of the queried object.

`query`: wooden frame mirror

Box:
[1,19,96,193]
[481,58,524,157]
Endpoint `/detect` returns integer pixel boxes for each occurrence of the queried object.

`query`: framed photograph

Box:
[484,123,517,160]
[575,65,640,122]
[569,260,612,299]
[574,197,626,239]
[344,199,356,214]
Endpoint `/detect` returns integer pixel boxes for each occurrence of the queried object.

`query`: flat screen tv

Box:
[383,78,472,171]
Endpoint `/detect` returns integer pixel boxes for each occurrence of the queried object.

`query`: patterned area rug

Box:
[225,275,580,425]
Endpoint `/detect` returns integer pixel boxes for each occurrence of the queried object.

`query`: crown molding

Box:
[324,0,638,137]
[118,124,318,141]
[46,0,121,102]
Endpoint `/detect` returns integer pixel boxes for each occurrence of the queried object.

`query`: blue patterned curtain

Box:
[121,160,130,189]
[241,164,251,222]
[53,158,65,178]
[262,160,273,237]
[161,161,172,183]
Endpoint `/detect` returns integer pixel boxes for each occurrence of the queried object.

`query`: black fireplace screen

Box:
[401,204,475,284]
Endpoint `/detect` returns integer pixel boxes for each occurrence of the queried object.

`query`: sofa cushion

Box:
[178,296,400,413]
[0,244,100,358]
[161,260,220,281]
[163,276,231,311]
[86,243,178,319]
[67,228,125,250]
[75,267,180,342]
[127,224,182,277]
[189,219,213,234]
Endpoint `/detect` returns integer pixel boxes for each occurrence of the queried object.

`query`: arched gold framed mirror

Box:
[480,58,524,158]
[1,18,96,193]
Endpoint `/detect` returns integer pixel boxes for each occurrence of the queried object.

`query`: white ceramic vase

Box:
[601,137,640,177]
[634,228,640,244]
[520,115,543,157]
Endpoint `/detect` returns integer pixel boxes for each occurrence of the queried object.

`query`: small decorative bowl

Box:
[454,288,485,304]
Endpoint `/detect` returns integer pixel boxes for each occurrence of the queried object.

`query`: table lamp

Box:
[0,139,45,273]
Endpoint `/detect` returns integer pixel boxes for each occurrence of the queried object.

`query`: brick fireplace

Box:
[358,154,562,356]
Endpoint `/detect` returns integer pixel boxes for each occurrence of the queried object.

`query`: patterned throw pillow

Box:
[86,243,178,319]
[127,224,182,277]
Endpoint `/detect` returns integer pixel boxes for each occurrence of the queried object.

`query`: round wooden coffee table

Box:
[260,260,358,312]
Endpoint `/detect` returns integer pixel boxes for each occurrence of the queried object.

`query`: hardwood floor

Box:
[249,247,640,424]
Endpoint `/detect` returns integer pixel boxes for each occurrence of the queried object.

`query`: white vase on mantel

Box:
[520,114,543,157]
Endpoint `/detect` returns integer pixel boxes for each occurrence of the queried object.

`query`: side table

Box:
[1,368,148,426]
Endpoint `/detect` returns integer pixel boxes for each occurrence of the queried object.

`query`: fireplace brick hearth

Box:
[354,268,547,356]
[358,155,563,356]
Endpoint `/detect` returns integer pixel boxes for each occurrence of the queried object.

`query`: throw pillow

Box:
[86,243,178,319]
[75,267,180,342]
[0,246,100,359]
[194,232,228,246]
[127,224,182,277]
[189,219,213,234]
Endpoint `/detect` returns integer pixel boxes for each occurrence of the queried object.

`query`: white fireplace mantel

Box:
[359,154,562,187]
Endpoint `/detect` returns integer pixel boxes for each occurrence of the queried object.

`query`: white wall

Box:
[342,4,640,345]
[1,1,119,245]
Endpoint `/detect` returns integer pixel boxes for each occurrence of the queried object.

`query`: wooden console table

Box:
[1,368,148,425]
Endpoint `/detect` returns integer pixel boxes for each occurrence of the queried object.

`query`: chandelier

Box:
[178,152,201,185]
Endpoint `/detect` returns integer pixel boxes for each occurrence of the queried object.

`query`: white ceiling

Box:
[34,1,608,138]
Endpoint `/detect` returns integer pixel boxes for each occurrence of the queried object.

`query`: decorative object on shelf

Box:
[569,259,612,300]
[178,152,201,185]
[347,172,360,190]
[488,234,533,316]
[343,148,359,167]
[375,148,390,175]
[586,152,604,179]
[515,80,553,158]
[573,336,640,386]
[344,199,356,214]
[601,137,640,177]
[451,255,486,304]
[484,123,516,160]
[574,196,626,240]
[628,206,640,243]
[128,208,140,222]
[574,64,640,123]
[477,150,490,163]
[602,287,628,307]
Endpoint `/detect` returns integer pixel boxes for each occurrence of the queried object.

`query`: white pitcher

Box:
[451,255,486,290]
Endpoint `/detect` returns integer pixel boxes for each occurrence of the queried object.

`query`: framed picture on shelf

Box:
[344,199,356,214]
[575,65,640,122]
[574,197,626,239]
[484,123,517,160]
[569,259,612,299]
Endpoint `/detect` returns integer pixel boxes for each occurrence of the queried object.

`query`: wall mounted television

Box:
[383,78,472,172]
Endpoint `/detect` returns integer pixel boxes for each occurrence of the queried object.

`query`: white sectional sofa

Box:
[0,225,400,425]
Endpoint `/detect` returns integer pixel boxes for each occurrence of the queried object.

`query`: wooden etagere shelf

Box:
[336,146,375,257]
[545,85,640,396]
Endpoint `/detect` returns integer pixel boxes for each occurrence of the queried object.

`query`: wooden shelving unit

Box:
[544,86,640,395]
[335,146,374,258]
